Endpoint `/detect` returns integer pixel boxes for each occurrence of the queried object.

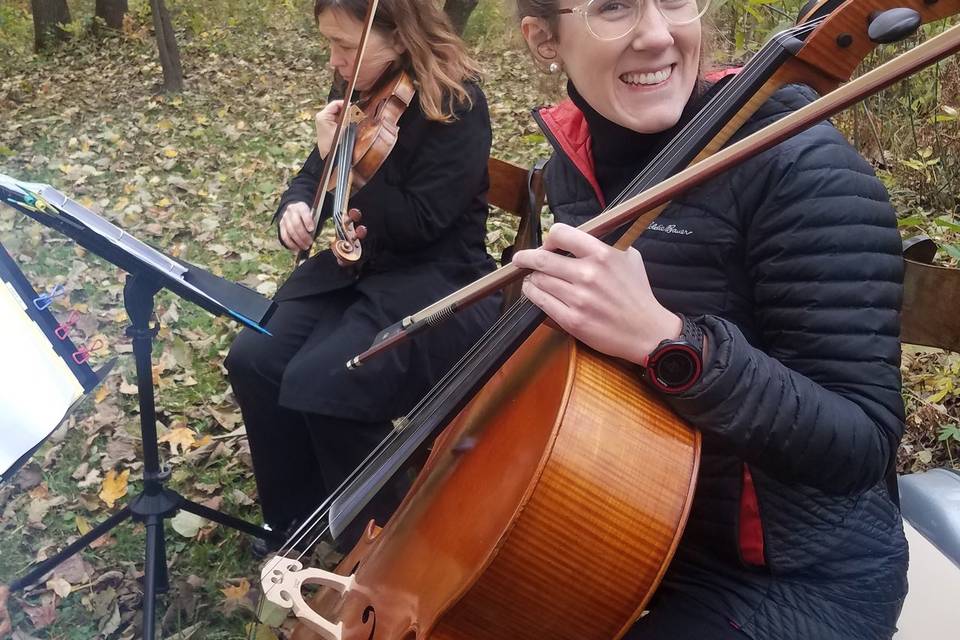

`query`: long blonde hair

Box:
[314,0,482,122]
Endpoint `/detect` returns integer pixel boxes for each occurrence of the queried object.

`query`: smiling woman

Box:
[224,0,499,555]
[510,1,909,639]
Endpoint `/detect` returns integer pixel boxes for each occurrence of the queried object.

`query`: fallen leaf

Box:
[158,427,196,456]
[28,484,49,500]
[76,515,92,535]
[102,438,137,470]
[245,622,278,640]
[97,600,121,636]
[27,496,66,527]
[46,577,72,598]
[71,462,89,481]
[94,385,110,404]
[171,510,207,538]
[220,577,250,601]
[208,405,242,430]
[15,464,43,491]
[99,469,130,508]
[0,585,11,637]
[21,593,56,630]
[230,489,254,506]
[52,555,94,584]
[163,622,202,639]
[220,577,252,616]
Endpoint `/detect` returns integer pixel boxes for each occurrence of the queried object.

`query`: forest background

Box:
[0,0,958,638]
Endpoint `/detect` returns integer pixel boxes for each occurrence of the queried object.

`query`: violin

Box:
[339,70,417,193]
[294,0,415,267]
[259,1,960,639]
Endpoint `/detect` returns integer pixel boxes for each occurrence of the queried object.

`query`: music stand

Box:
[0,174,283,639]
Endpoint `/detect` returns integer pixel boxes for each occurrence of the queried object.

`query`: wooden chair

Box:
[901,236,960,353]
[486,157,546,311]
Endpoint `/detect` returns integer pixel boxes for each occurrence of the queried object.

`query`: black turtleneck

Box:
[567,80,704,206]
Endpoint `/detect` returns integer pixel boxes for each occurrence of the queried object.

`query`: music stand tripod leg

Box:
[8,506,132,593]
[121,273,281,637]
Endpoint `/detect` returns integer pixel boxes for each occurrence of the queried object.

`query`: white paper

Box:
[0,280,84,475]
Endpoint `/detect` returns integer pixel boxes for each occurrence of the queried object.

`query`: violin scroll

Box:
[332,207,364,265]
[260,556,356,640]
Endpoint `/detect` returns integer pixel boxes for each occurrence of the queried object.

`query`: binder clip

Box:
[72,338,104,365]
[54,309,81,340]
[33,284,66,310]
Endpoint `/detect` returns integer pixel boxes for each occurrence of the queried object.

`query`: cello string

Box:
[269,18,825,560]
[274,291,546,561]
[609,20,820,208]
[256,12,841,632]
[267,14,826,580]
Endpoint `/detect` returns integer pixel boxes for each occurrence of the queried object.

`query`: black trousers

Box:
[225,290,399,539]
[623,589,749,639]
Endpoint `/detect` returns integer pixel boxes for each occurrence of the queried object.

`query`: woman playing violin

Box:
[226,0,498,550]
[513,0,908,638]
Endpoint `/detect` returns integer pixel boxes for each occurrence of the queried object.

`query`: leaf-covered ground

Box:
[0,1,957,639]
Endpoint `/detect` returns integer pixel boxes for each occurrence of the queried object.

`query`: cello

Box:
[260,1,960,638]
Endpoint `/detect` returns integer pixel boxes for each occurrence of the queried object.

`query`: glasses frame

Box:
[556,0,710,41]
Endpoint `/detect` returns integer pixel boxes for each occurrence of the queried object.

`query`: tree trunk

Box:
[95,0,128,31]
[30,0,71,52]
[443,0,479,36]
[148,0,183,93]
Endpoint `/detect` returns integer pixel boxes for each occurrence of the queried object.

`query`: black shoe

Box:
[250,525,283,560]
[250,520,317,560]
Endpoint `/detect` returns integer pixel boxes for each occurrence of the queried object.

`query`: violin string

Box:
[267,18,827,563]
[332,124,352,241]
[256,16,830,625]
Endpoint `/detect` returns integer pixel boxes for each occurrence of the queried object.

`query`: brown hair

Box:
[515,0,560,28]
[315,0,482,122]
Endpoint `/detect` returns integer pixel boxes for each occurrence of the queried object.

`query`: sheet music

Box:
[0,280,84,476]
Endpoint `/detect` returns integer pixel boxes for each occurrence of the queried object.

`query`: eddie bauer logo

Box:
[649,222,693,236]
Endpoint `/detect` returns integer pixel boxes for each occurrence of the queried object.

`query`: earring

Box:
[549,62,561,74]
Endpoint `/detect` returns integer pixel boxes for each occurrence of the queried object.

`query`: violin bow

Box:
[348,5,960,368]
[295,0,382,267]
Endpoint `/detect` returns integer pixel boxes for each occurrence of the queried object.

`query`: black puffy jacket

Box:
[533,83,908,640]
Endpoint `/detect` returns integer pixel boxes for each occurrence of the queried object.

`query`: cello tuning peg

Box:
[867,8,922,45]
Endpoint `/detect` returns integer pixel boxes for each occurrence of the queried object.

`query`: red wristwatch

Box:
[642,314,704,394]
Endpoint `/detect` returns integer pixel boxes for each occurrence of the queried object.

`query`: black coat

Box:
[269,82,500,419]
[534,84,908,640]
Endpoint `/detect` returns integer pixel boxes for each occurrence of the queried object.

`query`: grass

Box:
[0,1,958,638]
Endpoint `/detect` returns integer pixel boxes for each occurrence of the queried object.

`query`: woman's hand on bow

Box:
[280,203,366,263]
[315,99,345,158]
[511,223,681,365]
[279,202,316,252]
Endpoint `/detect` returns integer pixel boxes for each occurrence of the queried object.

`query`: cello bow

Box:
[349,0,960,368]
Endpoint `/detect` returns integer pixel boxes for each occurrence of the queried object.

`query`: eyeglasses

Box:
[556,0,711,41]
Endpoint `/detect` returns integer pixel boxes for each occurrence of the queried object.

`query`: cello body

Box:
[290,323,700,640]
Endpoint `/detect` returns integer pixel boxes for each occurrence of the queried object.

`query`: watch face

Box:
[657,349,697,386]
[650,344,701,393]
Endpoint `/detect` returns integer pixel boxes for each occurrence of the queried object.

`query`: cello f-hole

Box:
[362,605,377,640]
